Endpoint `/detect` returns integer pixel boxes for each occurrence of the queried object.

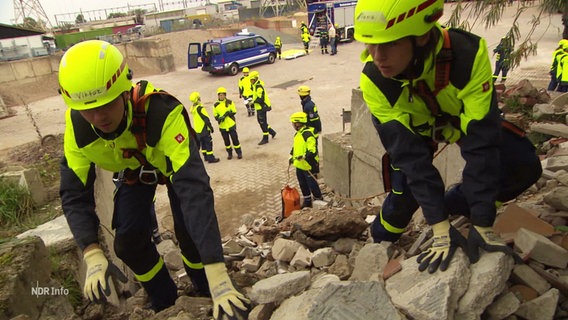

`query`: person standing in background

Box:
[189,91,220,163]
[329,24,337,55]
[274,36,282,60]
[493,37,513,83]
[238,67,255,116]
[213,87,242,159]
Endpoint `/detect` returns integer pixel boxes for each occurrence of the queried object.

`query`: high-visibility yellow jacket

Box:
[252,80,271,111]
[213,98,237,130]
[60,81,223,263]
[291,126,319,173]
[360,24,502,226]
[190,102,213,134]
[238,75,253,99]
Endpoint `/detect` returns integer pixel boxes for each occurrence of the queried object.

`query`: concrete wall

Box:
[322,88,465,199]
[0,39,176,86]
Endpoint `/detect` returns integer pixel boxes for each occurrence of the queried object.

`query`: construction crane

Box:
[13,0,54,31]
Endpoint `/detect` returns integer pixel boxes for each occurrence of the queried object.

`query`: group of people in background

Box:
[191,65,323,209]
[547,38,568,92]
[299,21,338,56]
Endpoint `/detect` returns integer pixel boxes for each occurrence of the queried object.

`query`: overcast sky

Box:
[0,1,198,26]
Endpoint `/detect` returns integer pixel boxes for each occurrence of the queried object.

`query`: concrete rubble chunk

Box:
[249,271,311,304]
[514,228,568,268]
[514,288,559,320]
[290,246,312,269]
[486,292,521,320]
[543,186,568,211]
[312,247,336,268]
[530,122,568,139]
[348,243,389,282]
[16,215,74,250]
[456,252,514,318]
[271,238,303,262]
[386,249,470,320]
[271,281,404,320]
[511,264,551,294]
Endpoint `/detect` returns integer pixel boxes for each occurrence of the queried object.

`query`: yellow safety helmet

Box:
[58,40,132,110]
[217,87,227,94]
[249,71,259,80]
[243,67,250,73]
[189,91,200,103]
[290,111,308,124]
[354,0,444,44]
[297,85,311,97]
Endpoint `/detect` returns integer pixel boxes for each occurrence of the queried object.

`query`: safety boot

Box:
[236,149,243,159]
[208,155,220,163]
[269,128,277,139]
[227,149,233,160]
[258,136,269,145]
[301,196,312,208]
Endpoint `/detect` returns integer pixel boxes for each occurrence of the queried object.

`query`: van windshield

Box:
[204,43,221,56]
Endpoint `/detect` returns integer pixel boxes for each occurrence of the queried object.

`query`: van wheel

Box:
[267,53,276,64]
[228,64,239,76]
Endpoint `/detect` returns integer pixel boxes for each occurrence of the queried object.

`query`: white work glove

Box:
[83,248,127,303]
[204,262,250,319]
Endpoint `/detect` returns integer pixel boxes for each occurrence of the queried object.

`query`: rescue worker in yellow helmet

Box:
[189,92,220,163]
[355,0,541,273]
[289,112,322,208]
[547,39,568,91]
[274,36,282,60]
[301,32,311,55]
[58,40,249,318]
[213,87,242,159]
[297,85,321,136]
[250,71,277,145]
[238,67,254,117]
[556,41,568,92]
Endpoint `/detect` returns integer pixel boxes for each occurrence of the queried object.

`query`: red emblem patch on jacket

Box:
[175,133,185,143]
[482,81,490,92]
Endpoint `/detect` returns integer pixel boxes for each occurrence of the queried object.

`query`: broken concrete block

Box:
[514,288,559,320]
[514,228,568,268]
[511,264,551,294]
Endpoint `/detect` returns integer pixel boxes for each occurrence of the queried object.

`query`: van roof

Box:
[207,33,259,44]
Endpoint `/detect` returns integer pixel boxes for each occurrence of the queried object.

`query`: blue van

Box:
[187,32,277,76]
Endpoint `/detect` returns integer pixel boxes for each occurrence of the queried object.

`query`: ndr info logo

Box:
[31,281,69,297]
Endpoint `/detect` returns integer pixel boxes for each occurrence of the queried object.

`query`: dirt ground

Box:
[0,4,564,237]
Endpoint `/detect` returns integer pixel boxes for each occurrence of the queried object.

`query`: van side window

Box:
[226,41,242,53]
[240,39,254,50]
[255,37,267,47]
[205,44,221,56]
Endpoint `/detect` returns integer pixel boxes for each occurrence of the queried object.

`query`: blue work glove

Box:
[417,220,468,273]
[83,248,128,303]
[467,225,522,264]
[204,262,250,319]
